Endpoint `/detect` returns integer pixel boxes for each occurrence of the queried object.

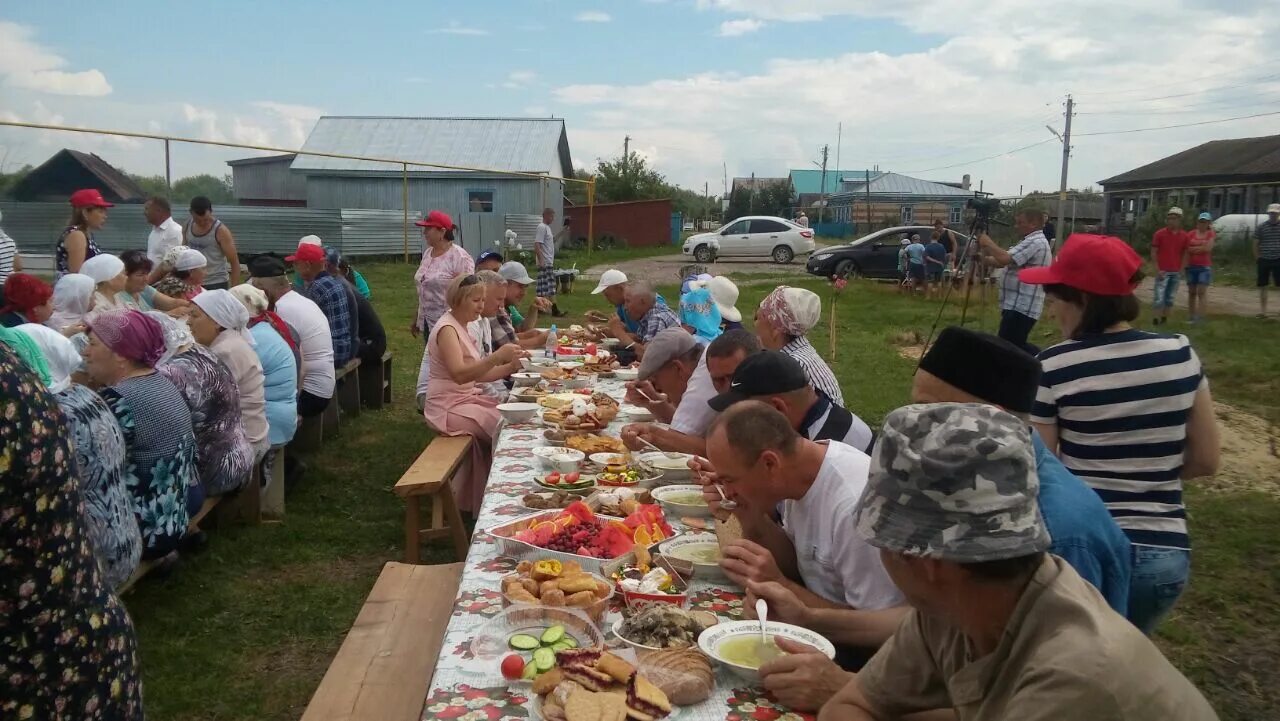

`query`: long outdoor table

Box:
[421,376,816,721]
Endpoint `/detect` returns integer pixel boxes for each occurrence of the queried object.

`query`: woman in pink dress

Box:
[412,210,476,409]
[423,274,527,514]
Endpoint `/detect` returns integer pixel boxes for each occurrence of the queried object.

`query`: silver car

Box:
[681,215,816,264]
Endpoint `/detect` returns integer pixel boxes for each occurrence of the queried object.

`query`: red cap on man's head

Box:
[1018,233,1142,296]
[285,244,326,263]
[414,210,453,230]
[69,188,114,208]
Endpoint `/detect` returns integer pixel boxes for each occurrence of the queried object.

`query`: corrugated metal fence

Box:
[0,201,428,258]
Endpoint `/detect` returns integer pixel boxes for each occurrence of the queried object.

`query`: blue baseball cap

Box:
[477,250,504,264]
[1197,212,1212,221]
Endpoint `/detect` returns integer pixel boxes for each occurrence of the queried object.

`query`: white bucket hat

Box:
[691,275,741,323]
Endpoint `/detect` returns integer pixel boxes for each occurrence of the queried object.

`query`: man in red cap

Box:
[286,243,357,367]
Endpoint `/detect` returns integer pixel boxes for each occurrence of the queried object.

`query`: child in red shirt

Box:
[1185,212,1215,323]
[1150,208,1189,325]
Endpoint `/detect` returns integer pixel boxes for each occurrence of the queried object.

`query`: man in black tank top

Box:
[708,351,874,453]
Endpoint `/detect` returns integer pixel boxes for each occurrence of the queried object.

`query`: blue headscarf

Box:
[679,287,722,343]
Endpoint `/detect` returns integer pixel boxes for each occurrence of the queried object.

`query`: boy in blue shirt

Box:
[906,234,927,295]
[924,233,948,299]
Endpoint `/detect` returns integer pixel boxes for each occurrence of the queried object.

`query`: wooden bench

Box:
[300,561,463,721]
[394,435,473,564]
[261,444,286,519]
[359,350,393,410]
[336,358,363,420]
[324,359,361,435]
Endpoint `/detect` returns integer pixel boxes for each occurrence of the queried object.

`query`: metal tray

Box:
[488,509,678,575]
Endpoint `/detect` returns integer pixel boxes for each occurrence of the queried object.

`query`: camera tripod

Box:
[916,210,994,370]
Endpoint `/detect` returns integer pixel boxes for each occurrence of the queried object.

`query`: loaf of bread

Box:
[636,648,714,706]
[714,514,744,549]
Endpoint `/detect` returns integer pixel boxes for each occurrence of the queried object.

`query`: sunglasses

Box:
[458,274,480,288]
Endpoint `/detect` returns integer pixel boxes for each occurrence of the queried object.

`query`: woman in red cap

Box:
[57,188,112,277]
[412,210,474,408]
[1019,233,1220,636]
[0,272,54,328]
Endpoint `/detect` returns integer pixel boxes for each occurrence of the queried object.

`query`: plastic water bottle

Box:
[546,324,557,360]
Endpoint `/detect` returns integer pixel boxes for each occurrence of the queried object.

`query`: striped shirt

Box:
[1255,219,1280,260]
[999,230,1052,319]
[781,336,845,407]
[0,227,15,287]
[1032,330,1205,551]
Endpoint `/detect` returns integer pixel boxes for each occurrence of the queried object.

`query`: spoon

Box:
[755,598,783,664]
[714,483,738,511]
[636,435,684,460]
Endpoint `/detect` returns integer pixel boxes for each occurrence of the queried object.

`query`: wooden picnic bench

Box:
[394,435,472,564]
[300,561,463,721]
[292,358,362,453]
[358,350,393,410]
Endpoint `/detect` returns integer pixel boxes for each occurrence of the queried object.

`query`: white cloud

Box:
[0,21,112,96]
[503,70,538,89]
[717,18,765,36]
[434,21,489,36]
[559,1,1280,194]
[251,101,325,147]
[575,11,612,22]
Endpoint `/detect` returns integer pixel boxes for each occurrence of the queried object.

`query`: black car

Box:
[805,225,971,279]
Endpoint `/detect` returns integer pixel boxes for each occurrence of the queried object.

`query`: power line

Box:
[1081,74,1280,106]
[901,138,1056,174]
[1077,93,1280,115]
[1074,110,1280,137]
[1072,60,1280,97]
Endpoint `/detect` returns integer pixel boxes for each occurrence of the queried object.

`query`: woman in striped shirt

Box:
[1020,233,1220,634]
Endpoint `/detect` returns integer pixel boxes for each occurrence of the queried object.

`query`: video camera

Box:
[965,196,1003,234]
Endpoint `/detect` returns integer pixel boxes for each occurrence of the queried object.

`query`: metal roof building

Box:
[834,172,978,200]
[9,149,148,204]
[225,116,574,255]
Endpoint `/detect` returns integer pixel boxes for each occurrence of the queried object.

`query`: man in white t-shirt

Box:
[700,401,903,613]
[144,196,185,269]
[535,207,570,317]
[249,255,335,416]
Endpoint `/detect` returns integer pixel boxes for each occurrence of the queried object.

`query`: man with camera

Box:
[977,206,1052,353]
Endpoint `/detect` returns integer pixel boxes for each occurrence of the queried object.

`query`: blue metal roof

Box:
[835,172,974,198]
[789,168,874,195]
[291,116,573,178]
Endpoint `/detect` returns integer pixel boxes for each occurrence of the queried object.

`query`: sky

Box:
[1,0,1278,198]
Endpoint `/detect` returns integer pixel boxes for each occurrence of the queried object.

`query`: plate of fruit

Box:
[493,501,675,569]
[535,471,596,492]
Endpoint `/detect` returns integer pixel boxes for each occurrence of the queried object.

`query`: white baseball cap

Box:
[1167,207,1184,216]
[1269,203,1280,214]
[298,234,323,247]
[591,268,628,295]
[498,261,534,285]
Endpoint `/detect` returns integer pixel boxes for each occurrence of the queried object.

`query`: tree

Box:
[128,174,170,199]
[726,186,752,222]
[0,164,33,198]
[171,174,234,206]
[593,151,669,203]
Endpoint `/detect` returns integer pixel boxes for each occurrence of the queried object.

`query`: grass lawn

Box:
[123,259,1280,720]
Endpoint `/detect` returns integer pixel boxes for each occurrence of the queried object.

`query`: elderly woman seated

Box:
[46,273,96,337]
[230,283,299,450]
[755,286,845,406]
[154,246,209,301]
[82,308,198,560]
[117,249,189,313]
[150,310,254,499]
[17,323,142,590]
[81,253,129,313]
[189,289,270,463]
[422,274,528,515]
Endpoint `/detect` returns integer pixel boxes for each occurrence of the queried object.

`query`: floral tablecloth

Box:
[422,377,814,721]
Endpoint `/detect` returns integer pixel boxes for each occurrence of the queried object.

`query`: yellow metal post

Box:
[587,177,596,258]
[402,163,409,263]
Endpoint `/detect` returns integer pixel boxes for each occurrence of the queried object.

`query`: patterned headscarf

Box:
[759,286,822,337]
[48,273,95,331]
[144,311,195,364]
[15,323,80,393]
[678,287,722,343]
[230,283,300,355]
[193,289,255,346]
[87,308,166,368]
[0,325,52,387]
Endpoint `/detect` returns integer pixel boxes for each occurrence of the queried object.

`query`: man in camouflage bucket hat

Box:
[819,403,1217,721]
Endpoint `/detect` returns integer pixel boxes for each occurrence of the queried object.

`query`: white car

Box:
[681,215,816,264]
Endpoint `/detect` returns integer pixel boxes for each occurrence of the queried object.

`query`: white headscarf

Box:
[229,283,269,316]
[173,247,208,271]
[81,253,125,285]
[193,289,255,346]
[15,323,81,393]
[145,310,195,364]
[47,273,96,331]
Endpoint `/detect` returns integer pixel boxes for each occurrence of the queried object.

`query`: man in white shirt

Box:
[796,211,809,228]
[144,196,184,268]
[249,255,335,416]
[535,207,570,318]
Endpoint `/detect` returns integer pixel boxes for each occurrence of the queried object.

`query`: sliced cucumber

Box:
[559,636,578,649]
[540,625,565,645]
[533,647,556,672]
[522,660,538,680]
[550,640,574,652]
[509,633,540,650]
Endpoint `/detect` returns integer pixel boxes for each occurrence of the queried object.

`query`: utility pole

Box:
[1056,95,1074,249]
[623,135,631,189]
[818,144,829,222]
[834,123,842,222]
[865,169,872,231]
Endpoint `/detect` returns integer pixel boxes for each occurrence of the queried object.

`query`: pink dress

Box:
[422,311,501,514]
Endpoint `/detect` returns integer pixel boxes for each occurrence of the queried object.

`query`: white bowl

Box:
[636,452,694,482]
[651,485,713,518]
[521,357,557,372]
[619,405,654,422]
[547,448,586,473]
[531,446,568,469]
[511,372,543,387]
[658,535,727,582]
[557,360,585,370]
[699,620,836,683]
[561,374,596,390]
[496,402,540,423]
[613,367,639,381]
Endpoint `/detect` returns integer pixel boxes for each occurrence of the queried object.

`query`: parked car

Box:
[805,225,971,279]
[682,216,816,264]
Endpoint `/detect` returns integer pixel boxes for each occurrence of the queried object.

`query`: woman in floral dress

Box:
[15,323,141,591]
[83,308,198,560]
[0,342,144,719]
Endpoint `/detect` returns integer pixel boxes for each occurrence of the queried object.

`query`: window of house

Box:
[949,205,962,224]
[1126,199,1135,212]
[1139,197,1149,214]
[466,190,495,213]
[1228,192,1242,214]
[900,205,913,223]
[1211,193,1222,210]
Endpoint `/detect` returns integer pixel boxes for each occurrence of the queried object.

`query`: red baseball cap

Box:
[285,244,326,263]
[69,188,114,208]
[1018,233,1142,296]
[414,210,453,230]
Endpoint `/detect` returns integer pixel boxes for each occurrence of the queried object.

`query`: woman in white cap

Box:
[80,253,128,313]
[756,285,844,406]
[15,323,142,590]
[155,246,209,301]
[188,289,270,463]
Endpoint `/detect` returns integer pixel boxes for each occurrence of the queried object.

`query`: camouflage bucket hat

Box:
[854,402,1050,563]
